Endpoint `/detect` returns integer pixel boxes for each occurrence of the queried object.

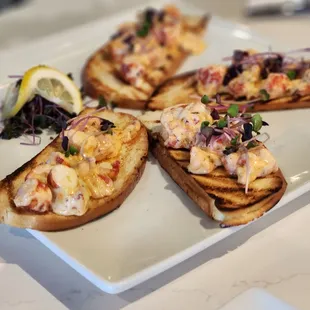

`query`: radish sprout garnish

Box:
[198,97,270,193]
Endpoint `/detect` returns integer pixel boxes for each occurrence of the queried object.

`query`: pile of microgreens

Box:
[199,94,269,156]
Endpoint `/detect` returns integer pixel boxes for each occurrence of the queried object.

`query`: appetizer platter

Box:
[0,0,310,294]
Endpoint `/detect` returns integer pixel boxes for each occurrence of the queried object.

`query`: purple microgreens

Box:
[67,115,102,129]
[231,135,239,146]
[213,128,224,135]
[242,123,253,141]
[61,136,69,151]
[286,48,310,54]
[100,119,115,131]
[223,145,238,156]
[8,75,23,79]
[200,126,214,146]
[210,108,220,120]
[223,127,237,138]
[222,51,282,63]
[244,149,250,194]
[240,132,270,148]
[1,95,75,142]
[233,50,249,63]
[215,93,222,105]
[226,115,230,128]
[20,135,41,146]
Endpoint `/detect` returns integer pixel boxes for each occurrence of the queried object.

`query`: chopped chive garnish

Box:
[227,104,239,117]
[259,89,270,101]
[287,70,296,80]
[201,95,209,104]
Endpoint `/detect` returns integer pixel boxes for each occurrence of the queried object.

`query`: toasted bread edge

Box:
[0,112,148,231]
[151,138,287,227]
[82,15,209,110]
[147,69,310,111]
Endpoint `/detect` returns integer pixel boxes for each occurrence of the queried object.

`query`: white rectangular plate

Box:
[0,0,309,294]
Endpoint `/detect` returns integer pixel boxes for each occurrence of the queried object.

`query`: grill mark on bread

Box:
[83,16,209,109]
[167,147,282,209]
[150,136,287,226]
[148,66,310,111]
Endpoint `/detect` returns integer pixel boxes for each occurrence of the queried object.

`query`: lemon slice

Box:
[2,65,83,119]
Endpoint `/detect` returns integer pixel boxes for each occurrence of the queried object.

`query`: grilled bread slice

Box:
[82,15,209,110]
[147,70,310,112]
[150,135,287,227]
[0,110,148,231]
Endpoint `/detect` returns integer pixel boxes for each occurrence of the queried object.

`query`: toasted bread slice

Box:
[82,15,209,110]
[150,136,287,227]
[0,110,148,231]
[147,70,310,112]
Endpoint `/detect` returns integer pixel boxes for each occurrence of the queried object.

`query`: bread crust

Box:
[82,15,209,109]
[147,69,310,112]
[150,136,287,227]
[0,110,148,231]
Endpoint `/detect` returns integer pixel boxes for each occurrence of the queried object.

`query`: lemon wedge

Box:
[2,65,83,119]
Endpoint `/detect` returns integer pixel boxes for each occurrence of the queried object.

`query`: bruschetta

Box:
[0,108,148,231]
[141,101,287,227]
[148,48,310,112]
[82,5,209,109]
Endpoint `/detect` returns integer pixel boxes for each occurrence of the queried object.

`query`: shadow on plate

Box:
[149,153,219,231]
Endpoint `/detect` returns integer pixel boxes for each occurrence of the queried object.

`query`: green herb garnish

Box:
[65,150,70,157]
[287,70,296,80]
[231,135,239,146]
[201,95,209,104]
[200,121,210,130]
[69,145,78,156]
[259,89,270,101]
[251,114,263,133]
[217,118,227,129]
[98,95,107,108]
[246,141,257,149]
[136,21,151,37]
[227,104,239,117]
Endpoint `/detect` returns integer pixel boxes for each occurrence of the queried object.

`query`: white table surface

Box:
[0,263,69,310]
[0,1,310,309]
